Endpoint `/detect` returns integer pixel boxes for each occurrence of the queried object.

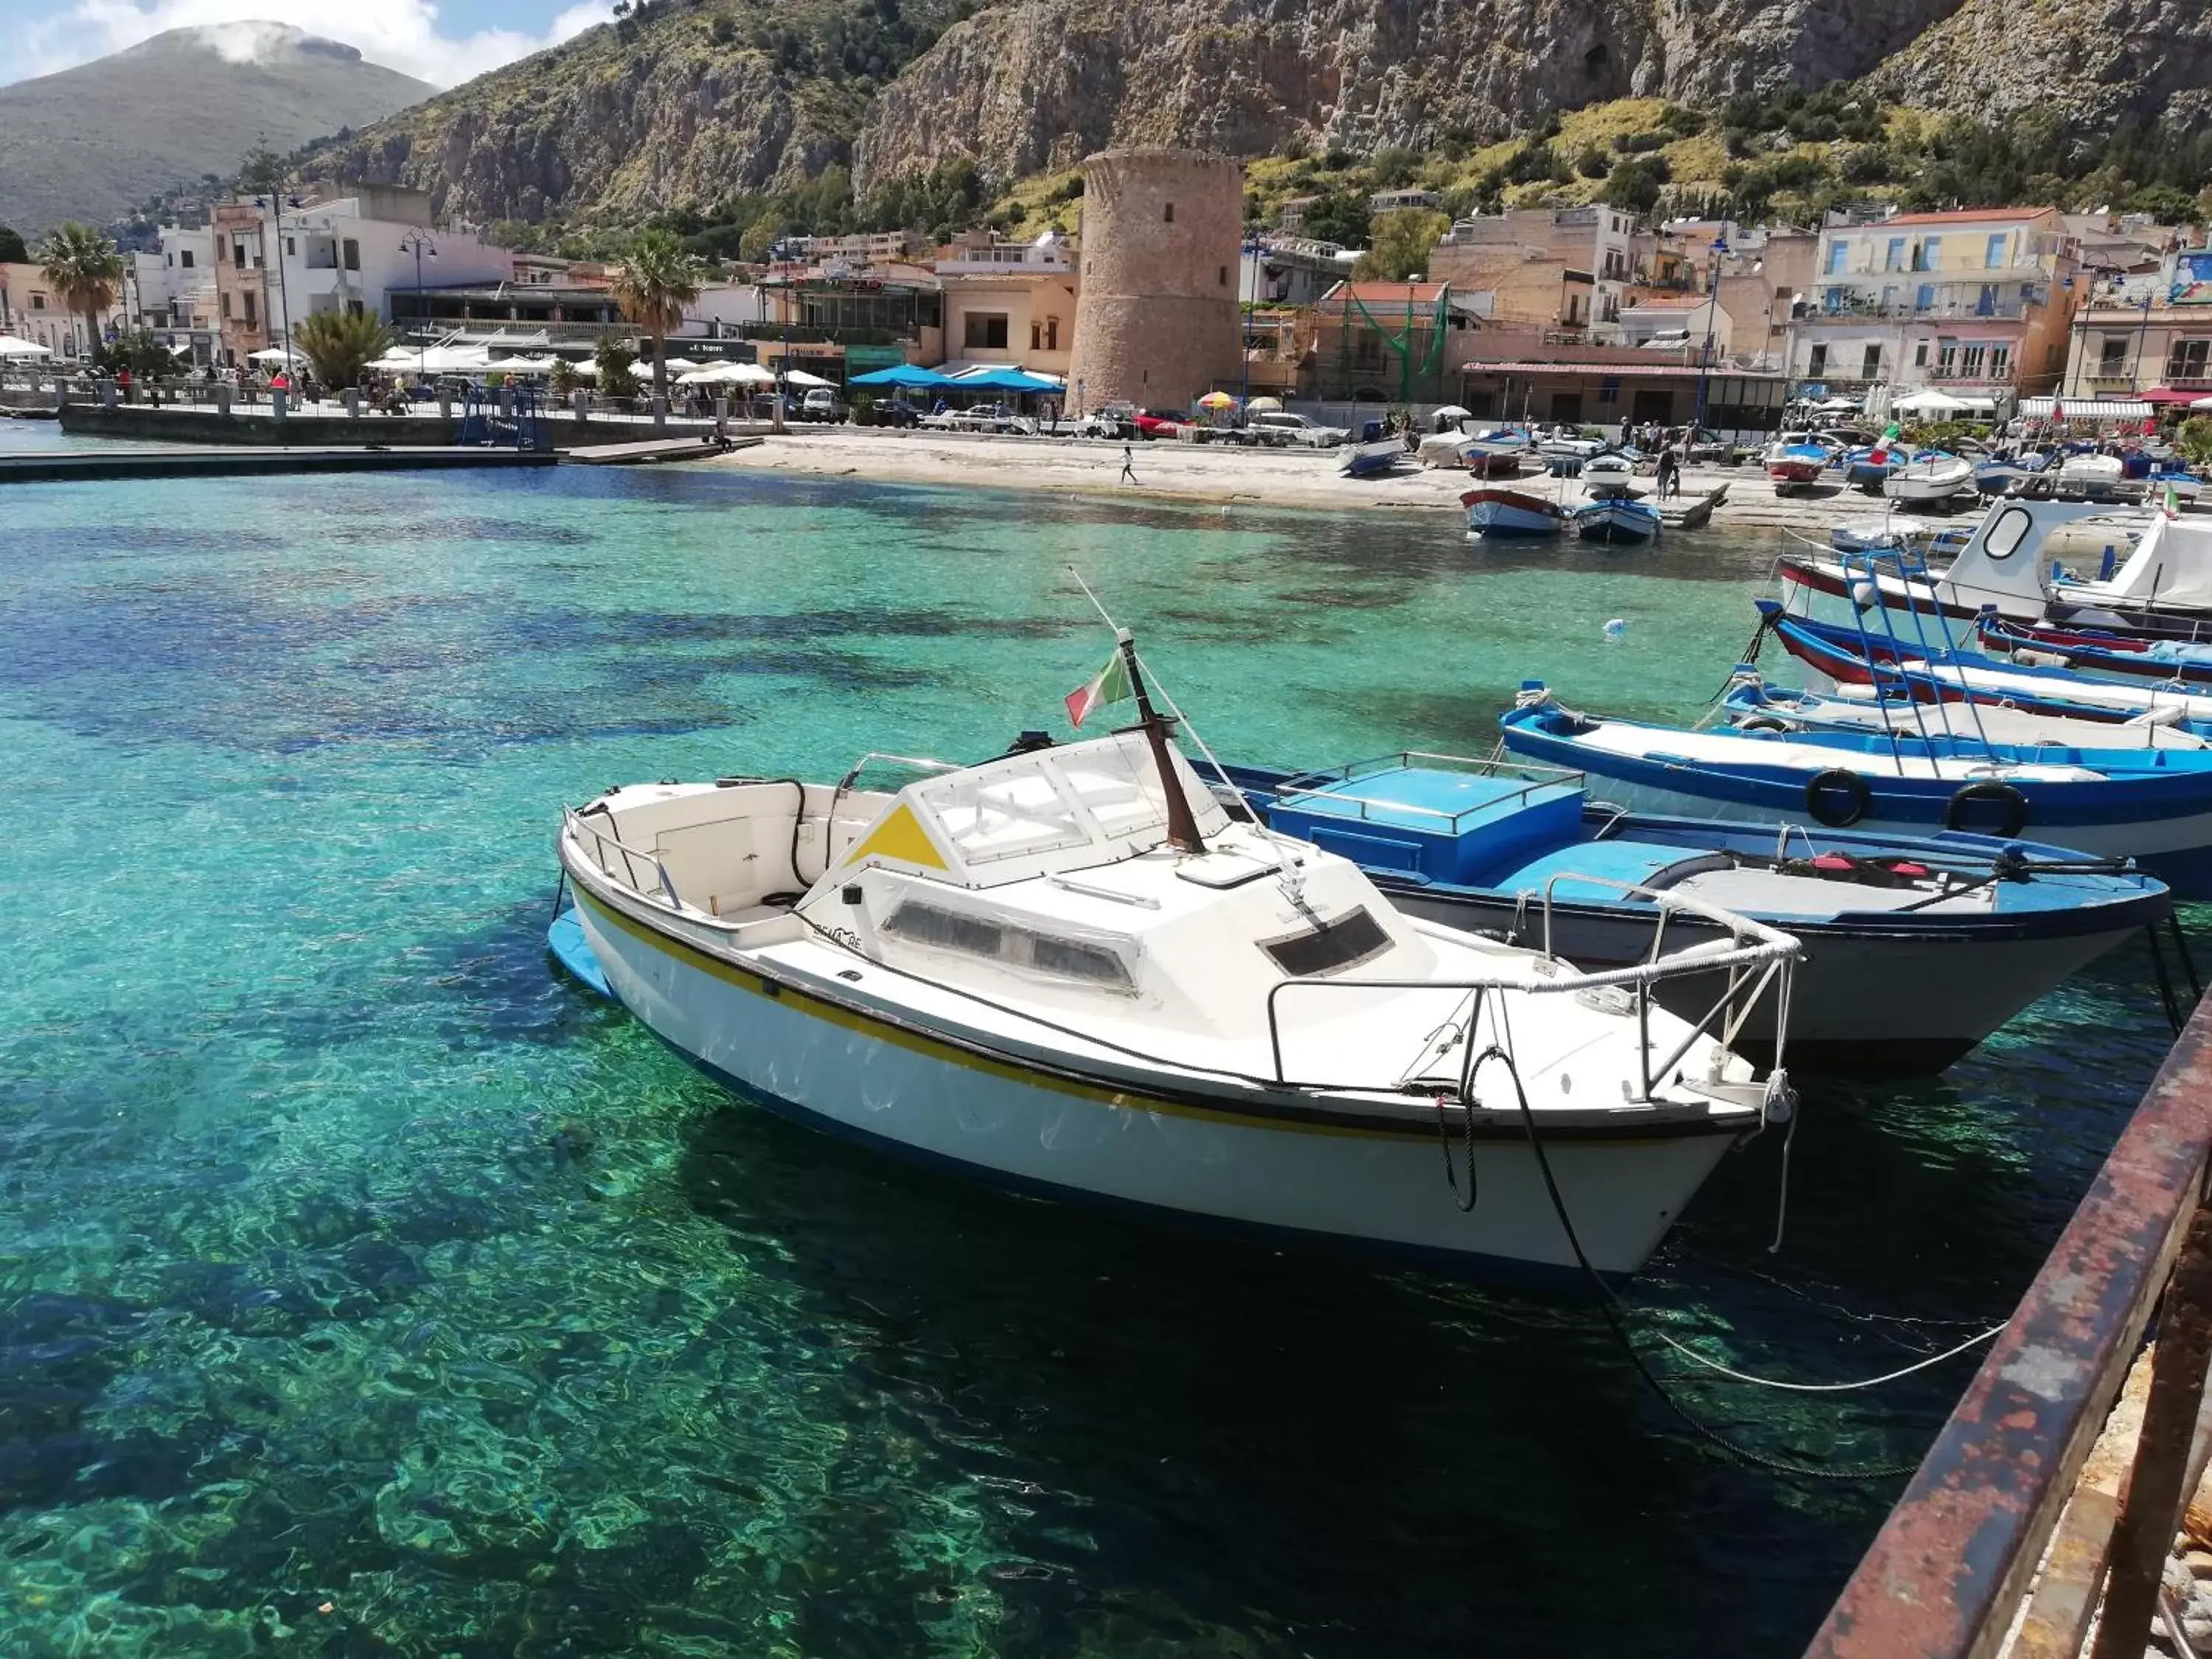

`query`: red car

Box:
[1133,408,1191,439]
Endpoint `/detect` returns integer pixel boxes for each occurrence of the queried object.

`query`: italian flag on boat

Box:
[1065,648,1135,728]
[1869,422,1901,466]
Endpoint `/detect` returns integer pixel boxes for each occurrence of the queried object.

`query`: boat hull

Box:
[568,887,1739,1290]
[1464,488,1565,536]
[1573,502,1660,543]
[1386,886,2138,1074]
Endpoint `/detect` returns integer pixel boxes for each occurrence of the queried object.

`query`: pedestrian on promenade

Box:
[1120,444,1138,485]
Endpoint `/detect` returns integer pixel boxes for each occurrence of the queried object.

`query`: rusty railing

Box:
[1807,993,2212,1659]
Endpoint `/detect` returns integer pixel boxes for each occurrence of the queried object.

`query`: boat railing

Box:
[563,807,685,911]
[1264,886,1799,1102]
[1271,751,1588,834]
[834,751,961,790]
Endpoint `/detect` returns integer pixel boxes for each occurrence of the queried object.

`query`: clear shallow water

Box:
[0,457,2183,1657]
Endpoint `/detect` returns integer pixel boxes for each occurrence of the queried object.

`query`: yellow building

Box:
[933,237,1077,379]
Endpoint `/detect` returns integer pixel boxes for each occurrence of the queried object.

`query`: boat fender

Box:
[1804,768,1873,829]
[1945,781,2030,840]
[1736,716,1791,734]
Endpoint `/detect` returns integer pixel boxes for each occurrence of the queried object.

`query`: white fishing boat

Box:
[552,639,1798,1290]
[1882,453,1975,507]
[1339,438,1407,479]
[1416,431,1483,469]
[1580,453,1636,497]
[2058,453,2125,500]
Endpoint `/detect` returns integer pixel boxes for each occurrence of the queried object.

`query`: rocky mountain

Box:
[291,0,2210,229]
[0,24,433,239]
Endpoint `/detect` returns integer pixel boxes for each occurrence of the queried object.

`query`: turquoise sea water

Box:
[0,434,2186,1656]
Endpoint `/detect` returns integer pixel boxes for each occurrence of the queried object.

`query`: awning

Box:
[2020,397,2152,420]
[1458,360,1709,378]
[2139,386,2205,406]
[0,335,53,358]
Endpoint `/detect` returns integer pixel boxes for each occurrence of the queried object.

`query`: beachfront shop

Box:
[1453,360,1790,435]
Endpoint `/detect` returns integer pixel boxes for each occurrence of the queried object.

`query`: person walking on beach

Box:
[1654,439,1680,501]
[1119,443,1138,485]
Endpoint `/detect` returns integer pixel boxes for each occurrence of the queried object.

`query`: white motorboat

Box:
[2058,453,2125,499]
[1416,431,1483,469]
[552,641,1798,1290]
[1340,438,1408,479]
[1882,453,1975,507]
[1579,453,1636,497]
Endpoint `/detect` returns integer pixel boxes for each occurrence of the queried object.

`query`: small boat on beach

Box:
[1767,440,1832,494]
[1463,487,1566,538]
[1220,752,2169,1074]
[1339,439,1408,479]
[1883,453,1975,508]
[1843,448,1902,492]
[2059,453,2126,500]
[1579,453,1637,497]
[1573,498,1662,544]
[549,639,1797,1290]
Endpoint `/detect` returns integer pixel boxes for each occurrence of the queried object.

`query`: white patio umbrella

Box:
[1890,388,1971,415]
[658,356,706,375]
[779,367,832,388]
[2191,395,2212,411]
[485,355,557,374]
[676,361,774,387]
[0,335,54,358]
[248,347,294,365]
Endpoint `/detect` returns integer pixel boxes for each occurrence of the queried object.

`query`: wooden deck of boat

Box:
[0,446,560,484]
[564,435,762,465]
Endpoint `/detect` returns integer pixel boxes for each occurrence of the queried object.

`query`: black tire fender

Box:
[1945,779,2029,839]
[1804,767,1873,828]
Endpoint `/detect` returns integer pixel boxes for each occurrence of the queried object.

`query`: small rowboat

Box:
[1883,453,1975,507]
[1767,441,1832,493]
[1339,439,1406,479]
[1579,453,1636,497]
[1572,498,1662,544]
[1462,487,1566,538]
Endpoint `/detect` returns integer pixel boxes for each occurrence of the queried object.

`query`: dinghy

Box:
[1339,439,1407,479]
[1883,453,1975,507]
[1843,448,1902,492]
[2058,453,2125,500]
[1579,453,1636,497]
[1767,440,1832,493]
[1463,487,1566,538]
[1572,498,1662,544]
[1722,675,2212,751]
[1500,684,2212,895]
[550,639,1797,1290]
[1219,753,2168,1074]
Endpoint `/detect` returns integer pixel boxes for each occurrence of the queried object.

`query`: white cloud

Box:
[2,0,605,90]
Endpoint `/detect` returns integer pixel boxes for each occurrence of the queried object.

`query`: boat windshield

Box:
[904,731,1229,888]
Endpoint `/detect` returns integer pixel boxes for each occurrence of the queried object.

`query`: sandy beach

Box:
[700,425,1983,536]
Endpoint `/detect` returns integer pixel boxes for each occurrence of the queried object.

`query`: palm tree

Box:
[35,222,125,362]
[609,229,705,397]
[293,310,394,389]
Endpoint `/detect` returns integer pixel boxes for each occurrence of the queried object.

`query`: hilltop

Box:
[0,25,433,238]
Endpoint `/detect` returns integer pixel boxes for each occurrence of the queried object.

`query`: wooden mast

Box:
[1116,629,1205,855]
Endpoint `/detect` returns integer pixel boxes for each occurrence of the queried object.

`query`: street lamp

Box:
[253,189,304,378]
[1692,232,1730,431]
[398,231,437,378]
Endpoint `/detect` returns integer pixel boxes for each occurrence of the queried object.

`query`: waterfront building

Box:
[0,261,126,359]
[2056,246,2212,404]
[128,223,219,364]
[1239,237,1359,308]
[1782,206,2081,406]
[934,232,1075,380]
[1429,206,1638,338]
[1066,147,1243,414]
[1453,331,1788,430]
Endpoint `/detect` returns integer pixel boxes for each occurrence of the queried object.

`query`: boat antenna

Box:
[1069,568,1203,855]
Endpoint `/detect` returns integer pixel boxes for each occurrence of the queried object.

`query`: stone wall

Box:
[1066,149,1243,415]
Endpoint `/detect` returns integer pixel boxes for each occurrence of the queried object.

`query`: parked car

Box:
[1247,411,1349,448]
[798,386,848,423]
[868,397,925,428]
[1133,407,1191,439]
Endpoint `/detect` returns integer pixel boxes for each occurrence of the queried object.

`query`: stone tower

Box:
[1068,148,1244,416]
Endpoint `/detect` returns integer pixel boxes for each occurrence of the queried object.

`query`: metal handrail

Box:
[563,808,683,909]
[834,751,960,790]
[1262,891,1798,1100]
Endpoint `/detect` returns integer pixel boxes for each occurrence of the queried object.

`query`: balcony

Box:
[936,249,1073,275]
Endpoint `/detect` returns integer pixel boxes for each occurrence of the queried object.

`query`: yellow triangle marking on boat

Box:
[844,802,946,872]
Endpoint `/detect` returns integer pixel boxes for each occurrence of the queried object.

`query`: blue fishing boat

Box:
[1217,754,2169,1074]
[1498,686,2212,896]
[1767,439,1833,493]
[1462,486,1566,538]
[1842,448,1902,492]
[1572,498,1661,544]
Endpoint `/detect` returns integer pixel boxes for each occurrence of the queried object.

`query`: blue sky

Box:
[1,0,606,88]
